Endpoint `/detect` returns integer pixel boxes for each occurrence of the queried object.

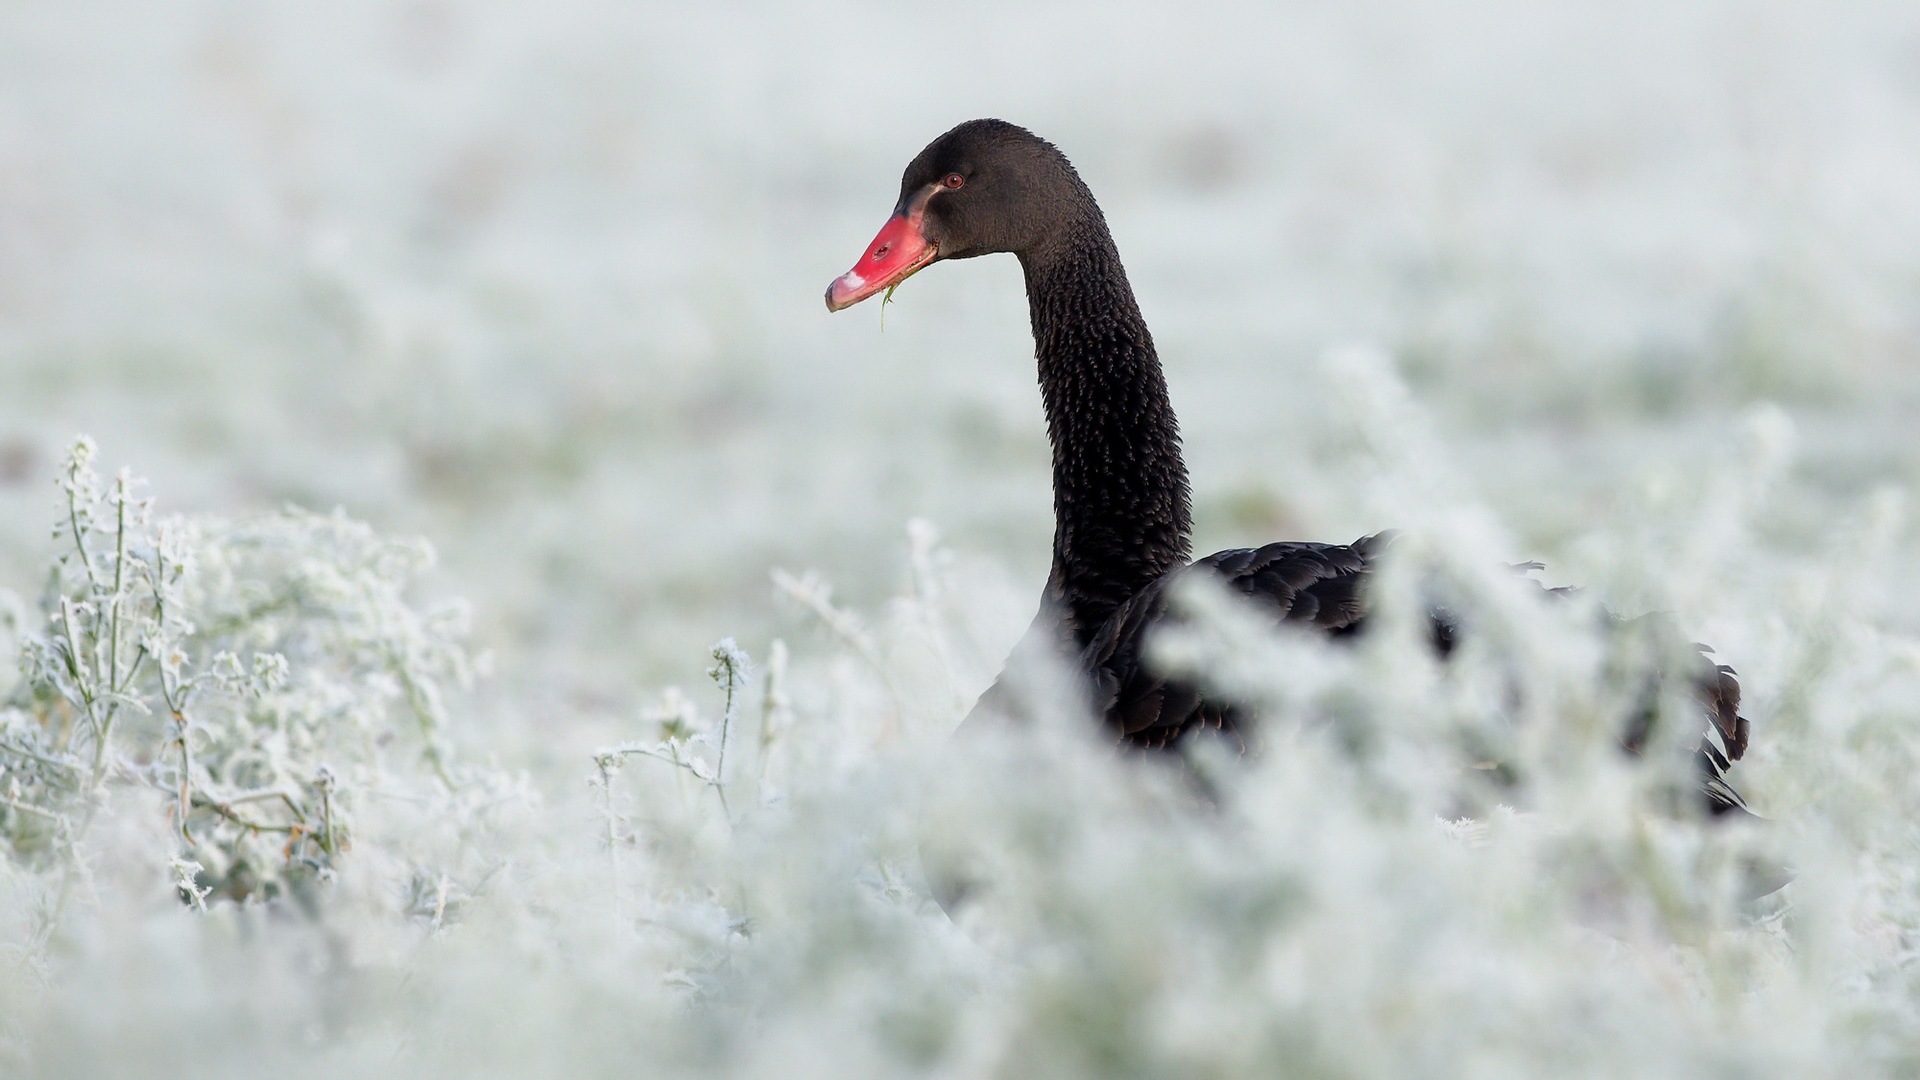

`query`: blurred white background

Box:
[3,0,1918,735]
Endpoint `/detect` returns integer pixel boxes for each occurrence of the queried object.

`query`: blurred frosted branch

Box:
[757,639,792,786]
[772,568,903,739]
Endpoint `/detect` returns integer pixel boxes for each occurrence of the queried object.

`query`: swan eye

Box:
[943,173,964,189]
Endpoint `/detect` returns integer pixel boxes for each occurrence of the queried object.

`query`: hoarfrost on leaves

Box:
[4,3,1920,1077]
[1,407,1917,1080]
[0,440,506,925]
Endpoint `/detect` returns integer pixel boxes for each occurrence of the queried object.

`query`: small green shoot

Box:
[880,280,901,331]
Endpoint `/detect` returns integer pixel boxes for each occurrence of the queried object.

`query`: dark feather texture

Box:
[864,120,1754,817]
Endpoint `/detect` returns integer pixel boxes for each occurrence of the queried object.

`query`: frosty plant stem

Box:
[594,750,624,926]
[7,437,483,930]
[707,638,750,820]
[40,454,152,934]
[593,639,760,916]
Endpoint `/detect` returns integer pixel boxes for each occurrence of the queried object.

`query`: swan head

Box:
[826,119,1090,312]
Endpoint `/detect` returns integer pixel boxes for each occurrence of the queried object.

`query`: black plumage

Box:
[826,119,1751,815]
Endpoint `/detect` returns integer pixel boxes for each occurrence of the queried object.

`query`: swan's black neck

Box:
[1020,218,1192,647]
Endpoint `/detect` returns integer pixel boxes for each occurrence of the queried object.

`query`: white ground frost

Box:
[3,1,1920,1076]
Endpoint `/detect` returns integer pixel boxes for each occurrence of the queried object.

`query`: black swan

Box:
[825,119,1750,815]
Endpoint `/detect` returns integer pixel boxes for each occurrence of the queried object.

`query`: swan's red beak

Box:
[825,212,937,312]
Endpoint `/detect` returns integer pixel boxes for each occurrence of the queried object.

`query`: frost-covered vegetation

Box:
[7,440,447,913]
[4,1,1920,1077]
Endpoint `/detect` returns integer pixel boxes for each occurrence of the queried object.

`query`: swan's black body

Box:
[828,119,1751,814]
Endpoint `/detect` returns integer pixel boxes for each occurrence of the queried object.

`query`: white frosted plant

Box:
[594,639,774,902]
[771,520,1001,750]
[3,446,1918,1079]
[0,438,481,932]
[584,532,1003,999]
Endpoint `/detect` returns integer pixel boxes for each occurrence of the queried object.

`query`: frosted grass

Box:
[0,391,1912,1077]
[1,1,1919,1076]
[3,0,1918,688]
